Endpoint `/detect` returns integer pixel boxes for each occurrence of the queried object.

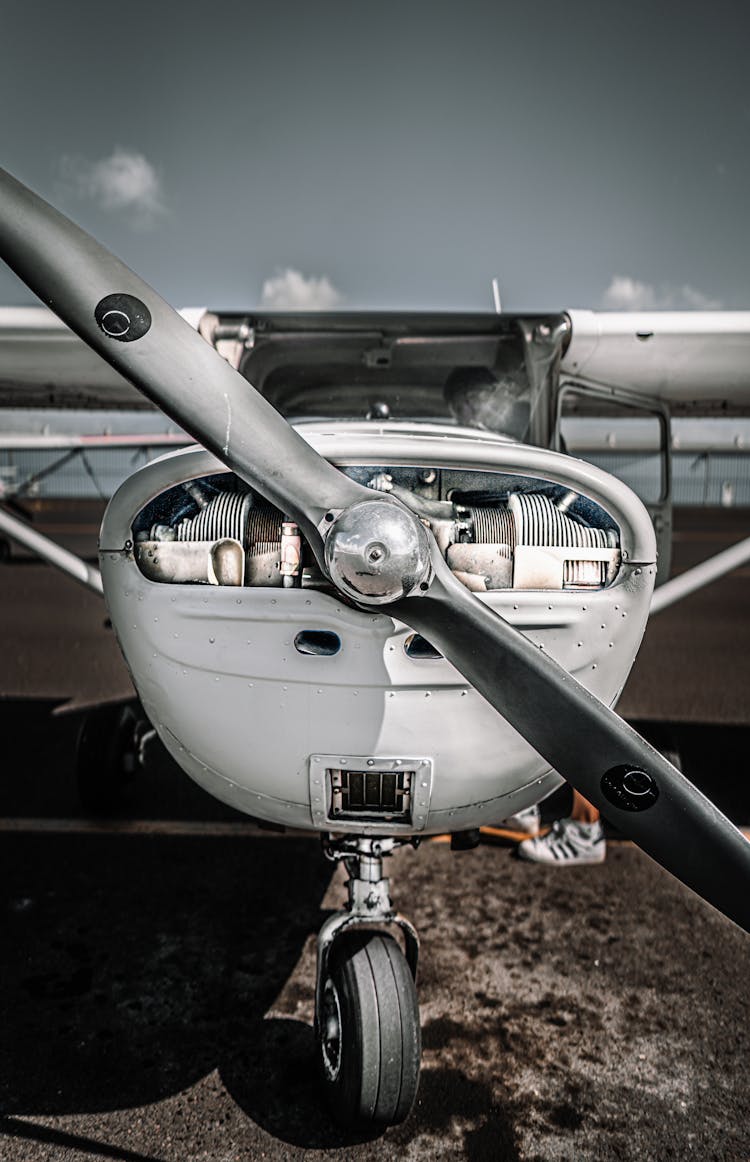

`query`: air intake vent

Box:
[329,767,413,822]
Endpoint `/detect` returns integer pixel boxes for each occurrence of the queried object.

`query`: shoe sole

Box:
[517,846,606,865]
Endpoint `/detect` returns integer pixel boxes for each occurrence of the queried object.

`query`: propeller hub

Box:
[324,499,431,605]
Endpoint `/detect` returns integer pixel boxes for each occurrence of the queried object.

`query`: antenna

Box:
[491,278,502,314]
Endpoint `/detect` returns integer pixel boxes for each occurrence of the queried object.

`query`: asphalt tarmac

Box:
[0,506,749,1160]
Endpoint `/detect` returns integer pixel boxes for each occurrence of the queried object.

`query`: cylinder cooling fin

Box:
[508,493,618,590]
[133,467,621,593]
[467,505,515,546]
[176,490,253,543]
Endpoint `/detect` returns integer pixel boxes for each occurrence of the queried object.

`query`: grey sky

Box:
[2,0,749,312]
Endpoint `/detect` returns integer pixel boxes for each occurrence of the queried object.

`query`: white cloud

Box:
[602,275,722,310]
[260,267,342,310]
[60,147,165,227]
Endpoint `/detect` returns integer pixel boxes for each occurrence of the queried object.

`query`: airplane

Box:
[1,165,749,1131]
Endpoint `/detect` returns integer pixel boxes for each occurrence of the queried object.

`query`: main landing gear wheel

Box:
[75,702,142,813]
[319,932,421,1128]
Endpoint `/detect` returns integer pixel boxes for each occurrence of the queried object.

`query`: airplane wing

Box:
[5,301,750,415]
[0,305,205,409]
[562,309,750,411]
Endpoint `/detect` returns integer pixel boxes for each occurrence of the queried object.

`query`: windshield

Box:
[243,351,534,439]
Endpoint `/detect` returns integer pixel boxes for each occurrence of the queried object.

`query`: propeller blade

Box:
[0,167,367,557]
[394,551,750,934]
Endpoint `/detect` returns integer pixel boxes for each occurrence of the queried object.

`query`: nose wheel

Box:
[320,931,420,1126]
[316,837,421,1128]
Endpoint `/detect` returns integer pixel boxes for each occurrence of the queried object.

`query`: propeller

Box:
[2,166,748,933]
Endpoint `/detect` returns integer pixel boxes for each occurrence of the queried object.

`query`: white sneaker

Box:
[518,818,605,865]
[487,805,541,836]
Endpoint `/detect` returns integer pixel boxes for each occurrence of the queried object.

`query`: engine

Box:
[133,467,621,593]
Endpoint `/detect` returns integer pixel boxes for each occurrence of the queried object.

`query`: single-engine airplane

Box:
[1,166,749,1129]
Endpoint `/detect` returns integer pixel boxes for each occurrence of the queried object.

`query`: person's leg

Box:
[484,803,541,837]
[570,789,599,825]
[516,786,605,864]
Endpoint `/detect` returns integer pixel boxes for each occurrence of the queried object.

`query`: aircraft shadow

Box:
[221,1014,520,1155]
[0,831,335,1127]
[1,828,520,1156]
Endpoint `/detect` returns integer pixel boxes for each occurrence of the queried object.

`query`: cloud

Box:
[260,267,342,310]
[602,275,722,310]
[59,147,165,227]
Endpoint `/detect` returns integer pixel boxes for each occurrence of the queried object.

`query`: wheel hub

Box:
[320,977,343,1081]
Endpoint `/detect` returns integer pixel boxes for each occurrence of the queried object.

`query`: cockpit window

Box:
[238,326,539,439]
[249,360,534,439]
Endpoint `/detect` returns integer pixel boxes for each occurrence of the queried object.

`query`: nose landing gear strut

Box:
[316,836,421,1128]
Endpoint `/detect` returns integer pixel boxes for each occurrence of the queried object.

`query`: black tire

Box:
[75,703,140,813]
[319,931,421,1128]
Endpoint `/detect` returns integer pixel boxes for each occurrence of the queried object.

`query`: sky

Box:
[2,0,749,313]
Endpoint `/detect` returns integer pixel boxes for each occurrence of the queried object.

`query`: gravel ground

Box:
[1,832,748,1162]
